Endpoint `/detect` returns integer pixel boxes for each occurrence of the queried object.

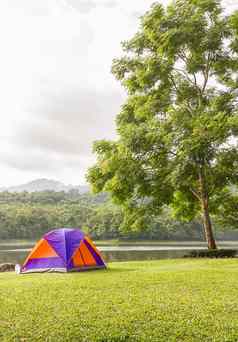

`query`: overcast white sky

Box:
[0,0,237,187]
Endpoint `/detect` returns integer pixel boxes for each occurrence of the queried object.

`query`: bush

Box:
[187,249,237,258]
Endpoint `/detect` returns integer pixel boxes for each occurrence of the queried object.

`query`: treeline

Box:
[0,190,204,240]
[0,190,108,205]
[0,190,234,241]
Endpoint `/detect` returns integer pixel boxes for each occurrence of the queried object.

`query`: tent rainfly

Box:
[21,228,106,273]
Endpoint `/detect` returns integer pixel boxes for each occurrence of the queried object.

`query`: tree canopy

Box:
[87,0,238,249]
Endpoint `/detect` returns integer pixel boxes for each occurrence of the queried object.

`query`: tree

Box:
[87,0,238,249]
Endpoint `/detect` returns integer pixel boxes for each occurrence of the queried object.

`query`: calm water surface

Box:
[0,240,237,264]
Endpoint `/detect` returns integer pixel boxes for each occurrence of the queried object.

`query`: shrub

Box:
[187,249,237,258]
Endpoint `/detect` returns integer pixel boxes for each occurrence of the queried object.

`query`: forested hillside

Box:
[0,190,209,241]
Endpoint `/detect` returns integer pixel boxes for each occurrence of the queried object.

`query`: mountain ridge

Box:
[0,178,89,193]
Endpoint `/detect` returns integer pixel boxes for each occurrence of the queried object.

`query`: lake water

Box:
[0,240,237,264]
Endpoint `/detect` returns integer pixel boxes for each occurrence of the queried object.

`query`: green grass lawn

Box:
[1,259,238,341]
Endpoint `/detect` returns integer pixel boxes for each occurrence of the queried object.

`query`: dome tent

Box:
[21,228,106,273]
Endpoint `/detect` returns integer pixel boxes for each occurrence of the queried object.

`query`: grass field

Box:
[1,259,238,341]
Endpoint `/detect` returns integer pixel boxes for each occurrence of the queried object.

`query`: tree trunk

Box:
[198,167,217,250]
[201,196,217,249]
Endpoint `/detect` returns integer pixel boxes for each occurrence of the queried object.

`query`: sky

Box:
[0,0,237,187]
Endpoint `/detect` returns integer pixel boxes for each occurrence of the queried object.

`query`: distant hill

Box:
[0,178,90,193]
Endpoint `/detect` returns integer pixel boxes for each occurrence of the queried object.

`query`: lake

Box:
[0,240,238,264]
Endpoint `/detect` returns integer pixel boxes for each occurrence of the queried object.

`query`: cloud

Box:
[0,83,124,184]
[64,0,117,13]
[14,86,124,158]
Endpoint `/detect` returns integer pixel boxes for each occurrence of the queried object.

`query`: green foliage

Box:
[2,260,238,341]
[171,191,199,222]
[0,189,235,241]
[87,0,238,238]
[0,190,108,205]
[0,191,121,240]
[212,188,238,229]
[0,191,206,241]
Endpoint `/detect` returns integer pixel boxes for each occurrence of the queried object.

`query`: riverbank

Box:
[1,240,238,264]
[1,259,238,341]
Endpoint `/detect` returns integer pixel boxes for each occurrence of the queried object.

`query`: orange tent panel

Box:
[79,241,97,266]
[25,239,58,264]
[72,248,85,267]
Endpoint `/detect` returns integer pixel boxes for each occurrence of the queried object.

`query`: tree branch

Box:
[201,51,212,94]
[190,187,201,202]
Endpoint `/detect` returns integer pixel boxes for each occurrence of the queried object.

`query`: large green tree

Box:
[87,0,238,249]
